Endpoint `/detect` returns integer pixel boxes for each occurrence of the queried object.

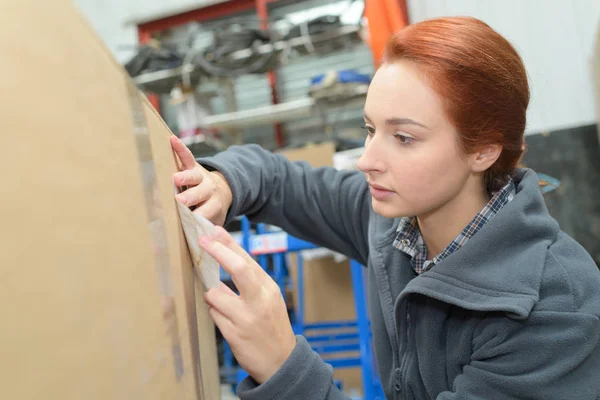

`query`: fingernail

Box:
[176,194,187,205]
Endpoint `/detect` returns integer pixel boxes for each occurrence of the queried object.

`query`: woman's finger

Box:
[170,135,197,170]
[194,197,223,221]
[218,282,237,296]
[213,226,261,268]
[204,287,244,322]
[173,169,203,187]
[198,236,259,298]
[208,306,237,341]
[210,227,276,295]
[176,181,212,208]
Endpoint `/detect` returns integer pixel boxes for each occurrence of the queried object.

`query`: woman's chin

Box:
[371,198,412,219]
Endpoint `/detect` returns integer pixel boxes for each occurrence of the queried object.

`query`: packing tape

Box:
[125,78,185,382]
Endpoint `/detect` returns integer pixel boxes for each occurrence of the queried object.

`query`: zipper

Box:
[371,245,402,395]
[395,302,411,397]
[403,305,413,399]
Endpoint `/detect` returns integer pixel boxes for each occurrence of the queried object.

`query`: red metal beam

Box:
[138,0,278,37]
[138,29,152,44]
[364,0,409,66]
[256,0,284,147]
[256,0,269,29]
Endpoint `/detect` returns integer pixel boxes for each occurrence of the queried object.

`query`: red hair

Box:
[382,17,529,193]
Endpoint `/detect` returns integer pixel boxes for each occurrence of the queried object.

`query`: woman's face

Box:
[357,61,476,219]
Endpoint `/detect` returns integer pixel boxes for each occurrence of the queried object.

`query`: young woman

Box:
[170,17,600,400]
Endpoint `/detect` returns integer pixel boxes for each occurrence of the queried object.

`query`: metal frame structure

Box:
[136,0,284,145]
[231,217,385,399]
[135,0,409,147]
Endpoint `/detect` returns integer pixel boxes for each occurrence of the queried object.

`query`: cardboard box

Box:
[0,1,219,399]
[278,142,363,395]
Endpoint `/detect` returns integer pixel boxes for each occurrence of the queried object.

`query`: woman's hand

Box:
[198,226,297,384]
[170,135,232,226]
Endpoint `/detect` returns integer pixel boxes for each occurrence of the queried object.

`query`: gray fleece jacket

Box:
[199,144,600,400]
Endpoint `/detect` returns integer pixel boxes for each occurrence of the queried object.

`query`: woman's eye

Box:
[394,133,414,145]
[361,125,375,136]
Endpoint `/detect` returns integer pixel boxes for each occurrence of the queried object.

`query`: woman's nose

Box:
[357,137,385,173]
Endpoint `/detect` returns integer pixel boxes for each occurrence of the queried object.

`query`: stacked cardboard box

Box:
[0,1,219,399]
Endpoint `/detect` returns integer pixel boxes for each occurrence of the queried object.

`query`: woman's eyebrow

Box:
[363,111,428,129]
[385,117,428,129]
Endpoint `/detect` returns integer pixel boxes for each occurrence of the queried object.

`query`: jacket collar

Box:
[376,169,559,319]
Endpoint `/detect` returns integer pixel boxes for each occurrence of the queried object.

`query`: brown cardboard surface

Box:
[279,142,363,394]
[277,141,337,167]
[0,1,218,399]
[286,255,357,323]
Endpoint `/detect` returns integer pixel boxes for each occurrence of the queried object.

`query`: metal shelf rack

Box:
[132,25,362,92]
[219,217,385,399]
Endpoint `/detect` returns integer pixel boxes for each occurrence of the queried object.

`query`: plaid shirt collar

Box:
[393,179,516,274]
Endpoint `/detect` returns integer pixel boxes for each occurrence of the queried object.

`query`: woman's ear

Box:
[470,144,502,172]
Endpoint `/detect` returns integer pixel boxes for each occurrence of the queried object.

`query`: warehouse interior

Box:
[3,0,600,399]
[78,0,600,259]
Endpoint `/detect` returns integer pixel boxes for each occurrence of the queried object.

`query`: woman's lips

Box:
[368,183,395,200]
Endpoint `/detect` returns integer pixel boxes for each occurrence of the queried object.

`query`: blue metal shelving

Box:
[219,217,384,399]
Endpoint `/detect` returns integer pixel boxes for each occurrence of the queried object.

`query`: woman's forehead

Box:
[365,62,449,129]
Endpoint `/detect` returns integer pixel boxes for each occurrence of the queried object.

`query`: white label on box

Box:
[250,233,288,255]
